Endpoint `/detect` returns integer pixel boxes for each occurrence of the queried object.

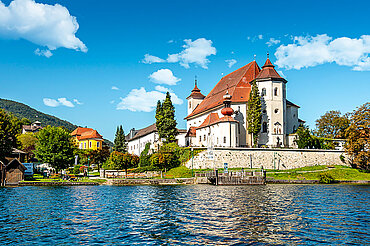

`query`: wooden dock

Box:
[196,170,266,185]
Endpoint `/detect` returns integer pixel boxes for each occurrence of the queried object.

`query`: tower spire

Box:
[267,51,269,59]
[195,75,197,86]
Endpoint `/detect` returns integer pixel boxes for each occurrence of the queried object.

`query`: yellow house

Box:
[71,127,104,150]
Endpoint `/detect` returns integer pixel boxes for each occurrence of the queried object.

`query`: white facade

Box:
[185,58,301,148]
[127,125,187,156]
[127,131,158,156]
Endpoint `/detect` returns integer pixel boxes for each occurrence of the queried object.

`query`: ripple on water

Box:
[0,184,369,245]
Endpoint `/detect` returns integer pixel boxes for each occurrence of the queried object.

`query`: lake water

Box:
[0,185,369,245]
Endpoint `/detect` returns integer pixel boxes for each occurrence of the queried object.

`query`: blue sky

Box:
[0,0,369,141]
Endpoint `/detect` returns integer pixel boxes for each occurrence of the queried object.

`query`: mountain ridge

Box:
[0,98,77,131]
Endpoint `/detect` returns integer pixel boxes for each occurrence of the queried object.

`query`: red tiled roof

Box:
[71,127,103,140]
[187,83,205,99]
[198,113,220,128]
[256,58,285,81]
[71,127,93,136]
[197,113,238,129]
[186,127,197,137]
[185,61,260,119]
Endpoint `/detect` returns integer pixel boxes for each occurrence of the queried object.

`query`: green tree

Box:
[139,142,151,167]
[161,92,178,143]
[0,109,22,161]
[35,126,76,172]
[155,100,164,139]
[90,147,110,171]
[17,132,37,152]
[345,102,370,171]
[103,151,124,170]
[315,110,350,139]
[295,125,313,149]
[247,80,262,147]
[113,125,127,152]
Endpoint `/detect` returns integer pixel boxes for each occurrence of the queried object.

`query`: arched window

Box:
[262,122,267,133]
[262,88,266,96]
[274,87,278,96]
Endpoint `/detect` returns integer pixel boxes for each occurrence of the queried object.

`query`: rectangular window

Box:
[84,143,86,149]
[199,136,201,142]
[97,142,100,148]
[203,135,206,141]
[89,142,92,148]
[80,143,83,149]
[223,137,226,144]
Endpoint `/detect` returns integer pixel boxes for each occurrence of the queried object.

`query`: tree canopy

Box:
[113,125,127,152]
[156,92,178,143]
[0,109,22,161]
[35,126,76,172]
[247,80,262,147]
[315,110,350,139]
[345,102,370,171]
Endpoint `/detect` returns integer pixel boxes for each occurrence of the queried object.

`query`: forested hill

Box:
[0,98,77,131]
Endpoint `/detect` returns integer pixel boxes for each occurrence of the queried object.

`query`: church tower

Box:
[255,55,287,147]
[186,78,205,116]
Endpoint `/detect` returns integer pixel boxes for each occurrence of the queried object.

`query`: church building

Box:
[185,57,302,148]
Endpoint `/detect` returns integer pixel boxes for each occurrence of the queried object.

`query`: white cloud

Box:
[225,59,237,68]
[57,98,74,107]
[275,34,370,71]
[155,85,172,93]
[34,48,53,58]
[168,40,174,43]
[149,69,181,85]
[142,54,165,64]
[266,38,281,47]
[111,86,119,90]
[43,97,75,107]
[43,98,59,107]
[110,100,115,104]
[143,38,216,69]
[258,34,263,40]
[0,0,87,53]
[117,87,183,112]
[73,99,82,105]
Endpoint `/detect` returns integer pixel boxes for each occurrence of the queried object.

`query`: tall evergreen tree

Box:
[113,125,127,152]
[156,93,178,143]
[247,80,262,147]
[155,100,164,139]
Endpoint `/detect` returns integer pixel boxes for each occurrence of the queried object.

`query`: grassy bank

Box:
[266,165,370,181]
[21,174,106,184]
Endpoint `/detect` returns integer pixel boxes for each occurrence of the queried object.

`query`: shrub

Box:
[319,172,335,184]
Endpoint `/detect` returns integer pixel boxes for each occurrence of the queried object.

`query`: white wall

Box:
[127,132,158,156]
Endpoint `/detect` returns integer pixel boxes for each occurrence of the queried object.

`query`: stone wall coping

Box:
[190,147,344,153]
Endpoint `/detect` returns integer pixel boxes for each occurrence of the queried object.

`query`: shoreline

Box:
[11,178,370,186]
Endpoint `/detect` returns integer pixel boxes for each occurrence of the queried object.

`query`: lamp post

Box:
[87,157,90,177]
[191,147,194,177]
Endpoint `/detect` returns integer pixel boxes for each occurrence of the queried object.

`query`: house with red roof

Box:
[71,127,104,150]
[185,56,301,148]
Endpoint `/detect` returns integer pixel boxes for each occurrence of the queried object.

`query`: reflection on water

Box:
[0,185,368,245]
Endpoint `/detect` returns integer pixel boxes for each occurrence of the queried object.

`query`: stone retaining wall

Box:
[106,178,195,185]
[185,148,348,170]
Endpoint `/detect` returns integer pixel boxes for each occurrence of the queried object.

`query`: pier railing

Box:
[195,170,266,185]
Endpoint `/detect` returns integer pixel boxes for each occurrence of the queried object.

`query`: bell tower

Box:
[186,77,205,115]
